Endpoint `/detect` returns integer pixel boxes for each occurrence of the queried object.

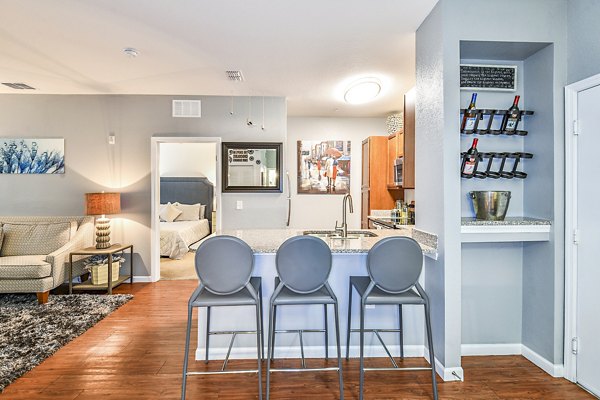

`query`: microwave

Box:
[394,157,403,186]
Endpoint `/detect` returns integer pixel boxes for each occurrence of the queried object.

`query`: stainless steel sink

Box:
[302,230,378,239]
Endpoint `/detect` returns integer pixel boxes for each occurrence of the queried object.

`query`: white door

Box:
[575,83,600,396]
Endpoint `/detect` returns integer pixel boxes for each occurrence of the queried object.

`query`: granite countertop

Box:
[209,228,438,258]
[461,217,552,226]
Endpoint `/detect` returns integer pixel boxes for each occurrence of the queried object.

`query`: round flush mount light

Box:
[123,47,139,58]
[344,77,382,104]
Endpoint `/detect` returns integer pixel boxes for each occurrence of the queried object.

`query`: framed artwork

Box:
[0,138,65,174]
[297,140,351,194]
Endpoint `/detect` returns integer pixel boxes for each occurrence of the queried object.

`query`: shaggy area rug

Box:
[0,293,132,392]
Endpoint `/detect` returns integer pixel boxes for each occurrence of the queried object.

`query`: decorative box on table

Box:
[89,261,121,285]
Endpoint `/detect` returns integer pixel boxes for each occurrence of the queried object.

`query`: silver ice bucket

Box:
[469,191,511,221]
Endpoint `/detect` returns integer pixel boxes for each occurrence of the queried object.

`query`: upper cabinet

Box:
[387,88,415,190]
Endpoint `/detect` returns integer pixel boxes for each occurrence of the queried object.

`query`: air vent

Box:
[225,70,244,82]
[2,82,36,90]
[172,100,201,118]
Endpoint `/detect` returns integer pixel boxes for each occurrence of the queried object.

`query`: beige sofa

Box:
[0,216,95,303]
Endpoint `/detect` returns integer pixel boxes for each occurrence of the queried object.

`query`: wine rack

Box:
[460,152,533,179]
[460,109,534,135]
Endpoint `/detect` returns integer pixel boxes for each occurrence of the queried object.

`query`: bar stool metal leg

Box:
[255,303,263,400]
[269,305,277,361]
[399,305,404,359]
[205,306,211,363]
[181,303,193,400]
[359,300,366,400]
[259,288,265,360]
[266,303,276,400]
[324,304,329,359]
[424,301,438,400]
[345,283,353,360]
[334,301,344,399]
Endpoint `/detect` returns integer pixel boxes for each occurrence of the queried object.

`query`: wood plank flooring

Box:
[1,281,593,399]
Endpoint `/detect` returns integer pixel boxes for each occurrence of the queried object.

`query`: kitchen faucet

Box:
[335,194,353,238]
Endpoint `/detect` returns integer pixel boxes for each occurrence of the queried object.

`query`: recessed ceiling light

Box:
[344,78,382,104]
[123,47,139,58]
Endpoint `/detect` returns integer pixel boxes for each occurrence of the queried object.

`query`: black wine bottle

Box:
[502,95,521,132]
[461,93,478,132]
[461,138,479,177]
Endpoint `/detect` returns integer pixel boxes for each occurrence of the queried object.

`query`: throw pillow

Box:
[0,221,75,256]
[174,203,201,221]
[159,202,182,223]
[200,204,206,220]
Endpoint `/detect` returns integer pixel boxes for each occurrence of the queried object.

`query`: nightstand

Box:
[69,244,134,295]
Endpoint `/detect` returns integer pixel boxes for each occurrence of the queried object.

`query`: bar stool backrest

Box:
[195,235,254,295]
[276,235,332,294]
[367,236,423,294]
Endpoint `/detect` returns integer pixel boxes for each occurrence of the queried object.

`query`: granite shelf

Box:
[461,217,551,243]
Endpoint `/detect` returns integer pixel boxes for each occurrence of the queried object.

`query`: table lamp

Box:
[85,192,121,249]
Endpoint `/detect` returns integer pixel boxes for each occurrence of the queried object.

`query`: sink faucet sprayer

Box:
[335,194,354,238]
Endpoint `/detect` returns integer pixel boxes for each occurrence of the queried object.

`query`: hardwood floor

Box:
[1,281,593,399]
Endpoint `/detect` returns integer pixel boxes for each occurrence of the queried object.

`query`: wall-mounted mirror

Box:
[222,142,283,193]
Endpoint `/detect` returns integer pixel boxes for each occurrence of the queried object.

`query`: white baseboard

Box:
[461,343,522,356]
[132,275,153,283]
[192,341,563,381]
[424,346,464,381]
[521,345,564,378]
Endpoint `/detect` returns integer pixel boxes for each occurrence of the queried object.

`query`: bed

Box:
[160,177,214,259]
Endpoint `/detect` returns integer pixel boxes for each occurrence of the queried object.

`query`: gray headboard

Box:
[160,177,215,232]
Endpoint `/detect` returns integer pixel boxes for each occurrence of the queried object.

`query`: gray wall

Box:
[416,1,453,367]
[462,243,523,345]
[0,94,287,276]
[567,0,600,84]
[522,43,565,363]
[416,0,568,371]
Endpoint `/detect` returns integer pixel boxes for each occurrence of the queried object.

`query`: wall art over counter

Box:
[0,138,65,174]
[297,140,351,195]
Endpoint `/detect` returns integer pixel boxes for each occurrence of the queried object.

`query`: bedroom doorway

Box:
[150,137,221,282]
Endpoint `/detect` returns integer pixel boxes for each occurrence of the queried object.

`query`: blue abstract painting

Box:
[0,138,65,174]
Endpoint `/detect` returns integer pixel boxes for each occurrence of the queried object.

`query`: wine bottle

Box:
[461,93,478,132]
[461,138,479,177]
[503,95,521,132]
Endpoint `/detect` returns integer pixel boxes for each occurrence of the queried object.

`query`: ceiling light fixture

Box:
[344,77,382,104]
[123,47,139,58]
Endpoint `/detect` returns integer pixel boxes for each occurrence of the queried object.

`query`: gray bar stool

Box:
[346,236,438,400]
[266,235,344,400]
[181,235,263,400]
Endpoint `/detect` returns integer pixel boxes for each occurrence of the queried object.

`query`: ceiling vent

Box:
[226,70,244,82]
[2,82,36,90]
[172,100,201,118]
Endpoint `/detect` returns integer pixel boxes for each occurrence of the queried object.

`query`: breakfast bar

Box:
[193,228,438,361]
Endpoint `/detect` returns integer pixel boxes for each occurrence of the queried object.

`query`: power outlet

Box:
[236,200,243,210]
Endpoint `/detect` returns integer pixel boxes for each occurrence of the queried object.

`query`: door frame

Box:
[564,73,600,382]
[150,136,222,282]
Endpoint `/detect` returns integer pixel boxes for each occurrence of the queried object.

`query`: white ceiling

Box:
[0,0,438,117]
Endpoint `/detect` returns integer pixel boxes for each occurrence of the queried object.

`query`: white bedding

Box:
[160,219,210,259]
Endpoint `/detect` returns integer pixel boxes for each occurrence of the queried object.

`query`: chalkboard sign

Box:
[460,64,517,91]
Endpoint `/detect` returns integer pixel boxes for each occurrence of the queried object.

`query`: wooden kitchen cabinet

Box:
[403,88,415,189]
[362,136,395,228]
[386,88,415,189]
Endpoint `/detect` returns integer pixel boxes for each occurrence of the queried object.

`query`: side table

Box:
[69,243,134,295]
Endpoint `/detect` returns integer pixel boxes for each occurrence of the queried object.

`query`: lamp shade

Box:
[85,192,121,215]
